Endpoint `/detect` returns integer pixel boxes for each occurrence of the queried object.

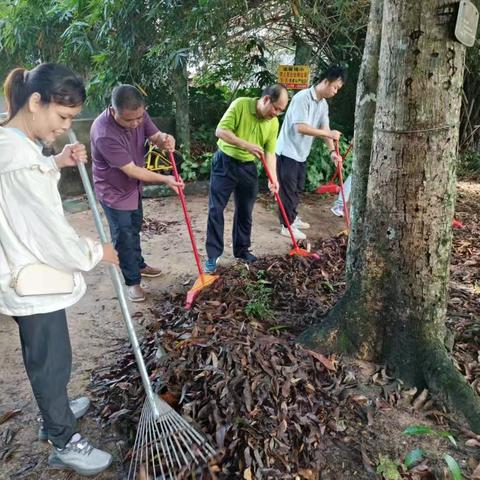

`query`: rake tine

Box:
[141,404,152,480]
[151,413,168,480]
[154,415,178,479]
[130,403,149,479]
[165,412,204,463]
[156,408,185,472]
[128,404,146,478]
[146,408,161,480]
[170,410,215,455]
[161,411,196,466]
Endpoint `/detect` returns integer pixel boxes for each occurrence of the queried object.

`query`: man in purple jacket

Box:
[90,84,183,302]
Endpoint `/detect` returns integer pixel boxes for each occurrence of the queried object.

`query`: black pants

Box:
[277,154,307,226]
[206,150,258,259]
[102,200,146,286]
[13,309,76,448]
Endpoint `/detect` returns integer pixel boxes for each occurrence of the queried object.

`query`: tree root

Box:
[297,292,380,361]
[422,341,480,433]
[297,296,480,433]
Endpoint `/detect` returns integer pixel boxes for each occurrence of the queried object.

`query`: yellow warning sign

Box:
[278,65,310,89]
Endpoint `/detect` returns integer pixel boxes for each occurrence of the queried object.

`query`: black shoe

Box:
[235,251,257,264]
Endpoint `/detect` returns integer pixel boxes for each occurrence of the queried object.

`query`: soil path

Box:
[0,192,344,479]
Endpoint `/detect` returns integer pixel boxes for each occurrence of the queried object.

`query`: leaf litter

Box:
[87,184,480,479]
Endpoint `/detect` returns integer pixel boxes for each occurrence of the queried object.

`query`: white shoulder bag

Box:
[11,264,75,296]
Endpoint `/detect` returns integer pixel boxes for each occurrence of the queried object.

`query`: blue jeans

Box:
[101,201,146,286]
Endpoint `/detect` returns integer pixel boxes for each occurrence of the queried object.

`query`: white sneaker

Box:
[330,205,344,217]
[48,433,112,476]
[292,216,310,229]
[280,225,307,240]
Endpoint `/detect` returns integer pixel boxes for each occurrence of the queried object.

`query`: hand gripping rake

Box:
[259,154,320,259]
[167,151,219,309]
[67,131,216,479]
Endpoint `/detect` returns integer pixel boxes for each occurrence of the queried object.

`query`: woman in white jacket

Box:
[0,63,118,476]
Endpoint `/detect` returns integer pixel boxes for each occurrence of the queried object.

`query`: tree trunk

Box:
[299,0,480,432]
[294,35,312,65]
[172,61,191,156]
[346,0,383,283]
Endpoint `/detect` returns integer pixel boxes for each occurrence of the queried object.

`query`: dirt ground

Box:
[0,191,346,480]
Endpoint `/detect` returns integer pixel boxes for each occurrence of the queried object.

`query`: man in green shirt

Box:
[205,84,289,273]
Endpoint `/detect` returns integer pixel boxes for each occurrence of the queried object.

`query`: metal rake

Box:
[67,130,216,479]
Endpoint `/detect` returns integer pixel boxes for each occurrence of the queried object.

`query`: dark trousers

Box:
[206,150,259,259]
[13,309,76,448]
[102,200,146,286]
[277,154,307,226]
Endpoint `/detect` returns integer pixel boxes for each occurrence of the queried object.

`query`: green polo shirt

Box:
[217,97,279,162]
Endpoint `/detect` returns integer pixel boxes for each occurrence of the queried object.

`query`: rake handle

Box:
[67,129,160,419]
[335,141,351,229]
[168,152,204,277]
[259,154,301,250]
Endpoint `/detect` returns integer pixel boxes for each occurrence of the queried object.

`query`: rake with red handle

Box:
[259,154,320,259]
[334,140,351,230]
[168,151,219,308]
[315,141,353,195]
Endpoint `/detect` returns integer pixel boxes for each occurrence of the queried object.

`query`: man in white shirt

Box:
[276,65,346,240]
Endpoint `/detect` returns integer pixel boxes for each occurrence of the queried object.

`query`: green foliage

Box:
[401,424,462,477]
[402,425,457,447]
[458,151,480,178]
[403,448,425,469]
[178,151,213,182]
[375,425,464,479]
[376,455,402,480]
[244,274,274,320]
[443,454,462,480]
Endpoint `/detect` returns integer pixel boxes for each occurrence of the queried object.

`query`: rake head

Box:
[315,182,340,195]
[288,247,320,260]
[128,395,216,480]
[185,274,219,309]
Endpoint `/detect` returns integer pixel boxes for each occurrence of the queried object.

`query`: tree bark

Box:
[346,0,383,283]
[172,61,191,156]
[299,0,480,432]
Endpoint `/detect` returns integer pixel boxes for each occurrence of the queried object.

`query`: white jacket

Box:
[0,127,103,316]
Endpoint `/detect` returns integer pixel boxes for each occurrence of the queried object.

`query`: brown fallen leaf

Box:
[298,467,317,479]
[243,467,253,480]
[304,348,336,371]
[0,409,22,425]
[473,464,480,480]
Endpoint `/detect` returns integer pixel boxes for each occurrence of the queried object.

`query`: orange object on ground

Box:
[169,152,219,308]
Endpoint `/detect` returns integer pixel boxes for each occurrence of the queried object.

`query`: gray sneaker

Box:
[38,397,91,441]
[48,433,112,476]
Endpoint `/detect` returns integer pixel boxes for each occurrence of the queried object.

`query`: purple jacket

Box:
[90,108,158,210]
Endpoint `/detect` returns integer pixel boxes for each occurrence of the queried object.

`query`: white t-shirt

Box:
[0,127,103,316]
[276,86,330,162]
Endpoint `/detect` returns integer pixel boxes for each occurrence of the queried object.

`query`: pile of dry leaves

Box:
[90,186,480,479]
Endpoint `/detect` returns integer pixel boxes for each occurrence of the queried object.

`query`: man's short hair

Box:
[261,84,287,103]
[316,65,347,84]
[111,84,145,113]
